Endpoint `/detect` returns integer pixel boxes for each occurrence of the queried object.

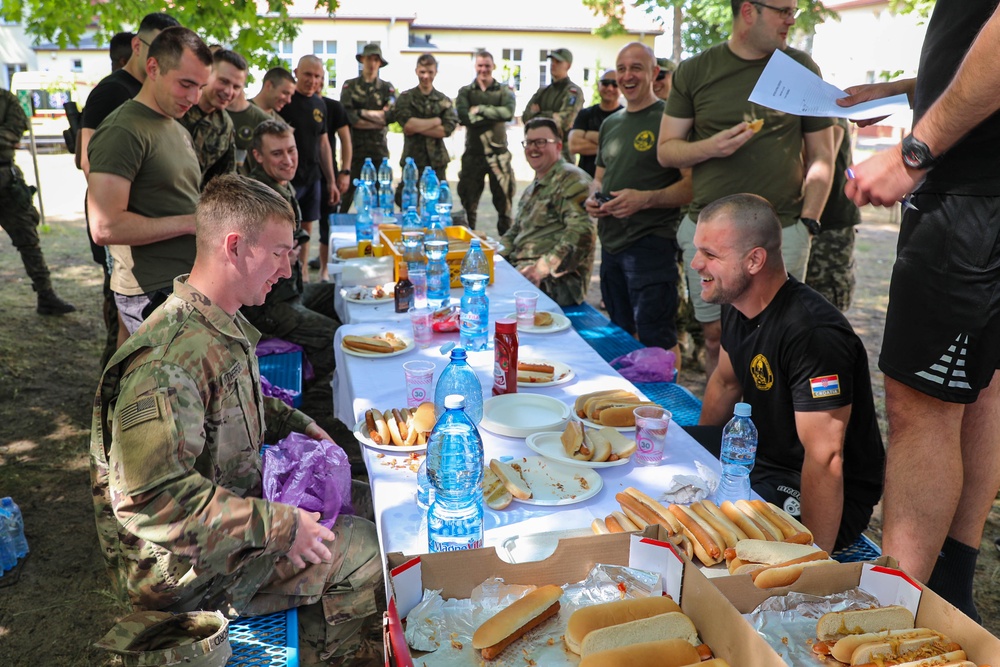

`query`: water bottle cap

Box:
[734,402,752,417]
[444,394,466,409]
[469,238,481,248]
[450,346,468,360]
[495,318,516,333]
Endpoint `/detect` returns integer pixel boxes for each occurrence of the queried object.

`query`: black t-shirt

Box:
[914,0,1000,195]
[82,69,142,130]
[571,103,622,177]
[323,97,350,172]
[720,277,884,509]
[278,91,326,186]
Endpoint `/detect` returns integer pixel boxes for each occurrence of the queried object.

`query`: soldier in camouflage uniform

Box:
[393,53,458,203]
[340,44,396,212]
[0,88,75,314]
[244,119,339,380]
[806,118,860,312]
[179,50,246,188]
[456,51,517,235]
[91,175,382,666]
[501,118,595,307]
[521,48,585,162]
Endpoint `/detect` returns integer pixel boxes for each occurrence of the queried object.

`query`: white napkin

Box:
[340,256,395,287]
[657,461,720,505]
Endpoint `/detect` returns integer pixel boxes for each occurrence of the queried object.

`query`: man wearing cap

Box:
[394,53,458,205]
[456,50,517,235]
[653,57,676,100]
[568,69,622,178]
[341,43,396,212]
[522,48,584,161]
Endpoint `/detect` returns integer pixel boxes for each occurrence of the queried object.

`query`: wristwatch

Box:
[901,134,939,170]
[801,217,822,236]
[338,169,351,176]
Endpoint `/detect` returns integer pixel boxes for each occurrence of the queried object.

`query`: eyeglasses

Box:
[521,138,559,149]
[750,1,801,19]
[655,71,669,81]
[599,79,618,87]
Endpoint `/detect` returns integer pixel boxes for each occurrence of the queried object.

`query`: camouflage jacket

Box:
[394,86,457,171]
[91,276,314,613]
[455,78,515,155]
[178,105,236,188]
[501,158,595,306]
[521,77,584,159]
[341,76,396,158]
[0,89,28,163]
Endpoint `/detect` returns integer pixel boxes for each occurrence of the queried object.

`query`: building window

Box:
[326,60,337,89]
[501,48,522,92]
[280,40,293,54]
[583,68,590,82]
[313,40,323,55]
[539,64,547,88]
[71,59,83,73]
[281,58,292,69]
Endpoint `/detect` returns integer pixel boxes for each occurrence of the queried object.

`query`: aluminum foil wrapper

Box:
[747,587,883,664]
[402,564,661,666]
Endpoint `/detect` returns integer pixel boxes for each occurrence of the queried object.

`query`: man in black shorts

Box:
[691,193,883,553]
[841,0,1000,623]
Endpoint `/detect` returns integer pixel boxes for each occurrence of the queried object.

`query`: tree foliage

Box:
[888,0,935,18]
[0,0,340,71]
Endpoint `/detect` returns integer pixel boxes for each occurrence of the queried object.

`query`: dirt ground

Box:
[1,149,998,666]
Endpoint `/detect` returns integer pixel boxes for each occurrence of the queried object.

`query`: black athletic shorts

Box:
[294,179,322,223]
[879,193,1000,404]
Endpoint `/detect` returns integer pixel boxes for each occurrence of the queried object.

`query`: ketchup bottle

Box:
[492,319,518,396]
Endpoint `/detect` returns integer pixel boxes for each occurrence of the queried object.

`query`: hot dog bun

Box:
[736,499,784,540]
[533,311,553,327]
[858,652,967,667]
[691,501,743,548]
[580,612,699,657]
[851,635,961,665]
[584,429,612,463]
[668,503,723,565]
[578,639,701,667]
[734,539,822,565]
[489,459,532,500]
[767,502,814,541]
[518,361,555,374]
[561,421,590,460]
[364,408,390,445]
[831,628,942,664]
[619,487,676,532]
[606,511,640,533]
[472,584,562,660]
[565,597,683,654]
[517,370,555,383]
[720,500,767,541]
[592,517,611,534]
[412,401,437,434]
[598,403,659,428]
[751,555,835,589]
[342,334,394,353]
[816,606,915,642]
[483,465,513,510]
[575,389,631,417]
[601,427,637,459]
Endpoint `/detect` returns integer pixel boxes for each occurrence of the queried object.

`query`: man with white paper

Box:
[656,0,834,380]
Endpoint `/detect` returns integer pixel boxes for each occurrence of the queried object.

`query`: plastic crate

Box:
[634,381,703,427]
[258,351,303,408]
[229,607,299,667]
[832,533,883,563]
[562,303,644,362]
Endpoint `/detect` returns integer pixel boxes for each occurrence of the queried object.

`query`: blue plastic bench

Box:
[229,608,299,667]
[832,534,883,563]
[562,303,645,363]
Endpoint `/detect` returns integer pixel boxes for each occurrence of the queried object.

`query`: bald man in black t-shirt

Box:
[690,193,883,553]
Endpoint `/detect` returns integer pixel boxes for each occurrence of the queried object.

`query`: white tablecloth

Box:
[330,247,725,559]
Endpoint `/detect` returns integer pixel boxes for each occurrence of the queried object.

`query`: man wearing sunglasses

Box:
[568,69,622,178]
[657,0,834,380]
[653,57,676,101]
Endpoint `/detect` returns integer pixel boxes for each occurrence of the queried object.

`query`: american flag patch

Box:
[809,375,841,398]
[119,395,161,430]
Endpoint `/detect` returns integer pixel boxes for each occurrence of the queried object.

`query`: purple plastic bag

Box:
[260,374,300,408]
[262,433,353,528]
[610,347,677,383]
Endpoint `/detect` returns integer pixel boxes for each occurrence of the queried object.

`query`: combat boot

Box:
[37,289,76,315]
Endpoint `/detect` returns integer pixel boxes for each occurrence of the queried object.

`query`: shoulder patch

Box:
[809,375,841,398]
[119,395,161,431]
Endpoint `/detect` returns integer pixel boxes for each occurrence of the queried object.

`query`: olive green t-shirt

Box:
[89,100,201,295]
[228,102,274,174]
[595,99,682,254]
[666,44,833,227]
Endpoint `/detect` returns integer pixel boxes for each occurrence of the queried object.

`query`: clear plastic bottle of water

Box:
[416,458,433,510]
[401,206,422,235]
[716,402,758,504]
[360,157,377,191]
[437,181,453,226]
[426,394,484,553]
[377,157,394,213]
[0,508,16,572]
[426,214,447,242]
[353,179,373,242]
[459,239,490,352]
[419,167,439,219]
[434,346,483,424]
[425,239,450,308]
[1,498,27,559]
[402,157,419,211]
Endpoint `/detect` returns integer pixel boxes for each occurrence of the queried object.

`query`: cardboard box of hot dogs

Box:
[711,556,1000,665]
[383,525,782,666]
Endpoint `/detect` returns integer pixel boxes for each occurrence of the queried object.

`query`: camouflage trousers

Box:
[240,511,385,666]
[0,163,51,293]
[457,151,515,236]
[805,225,857,312]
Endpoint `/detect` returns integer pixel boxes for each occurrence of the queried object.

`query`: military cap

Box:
[95,610,232,667]
[356,43,389,67]
[547,48,573,65]
[657,57,677,73]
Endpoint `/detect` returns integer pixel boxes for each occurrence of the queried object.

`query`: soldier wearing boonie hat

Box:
[654,56,677,100]
[522,48,584,161]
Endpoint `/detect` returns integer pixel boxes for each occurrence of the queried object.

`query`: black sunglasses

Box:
[599,79,618,87]
[656,71,669,81]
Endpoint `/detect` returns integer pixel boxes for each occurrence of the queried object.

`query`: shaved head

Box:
[699,193,782,265]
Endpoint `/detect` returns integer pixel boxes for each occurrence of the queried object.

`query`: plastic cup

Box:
[409,307,433,348]
[410,264,428,309]
[514,290,539,328]
[634,406,671,466]
[403,360,435,408]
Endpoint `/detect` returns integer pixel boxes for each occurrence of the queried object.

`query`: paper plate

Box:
[495,456,602,506]
[516,359,574,387]
[572,413,635,432]
[479,394,570,438]
[353,421,426,454]
[503,312,571,334]
[525,431,631,468]
[341,285,395,304]
[341,335,413,358]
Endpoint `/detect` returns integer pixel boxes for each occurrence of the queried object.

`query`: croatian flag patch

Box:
[810,374,841,398]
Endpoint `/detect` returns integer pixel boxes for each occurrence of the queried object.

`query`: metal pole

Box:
[25,120,45,227]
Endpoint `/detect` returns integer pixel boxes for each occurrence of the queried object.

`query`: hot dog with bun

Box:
[342,334,395,354]
[472,584,562,660]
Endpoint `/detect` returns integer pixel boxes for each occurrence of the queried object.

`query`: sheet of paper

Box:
[749,49,910,120]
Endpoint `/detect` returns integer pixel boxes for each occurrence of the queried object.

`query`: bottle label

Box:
[429,537,483,552]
